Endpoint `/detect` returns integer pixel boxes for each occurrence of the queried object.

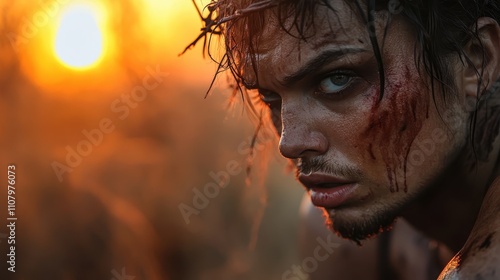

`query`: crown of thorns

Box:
[180,0,278,56]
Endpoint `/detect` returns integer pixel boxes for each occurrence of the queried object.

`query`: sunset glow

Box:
[54,3,106,70]
[19,0,211,97]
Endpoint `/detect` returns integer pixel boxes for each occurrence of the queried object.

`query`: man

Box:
[188,0,500,279]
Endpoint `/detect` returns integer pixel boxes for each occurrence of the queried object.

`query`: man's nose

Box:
[278,103,328,159]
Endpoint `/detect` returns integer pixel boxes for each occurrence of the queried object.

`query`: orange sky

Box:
[5,0,218,99]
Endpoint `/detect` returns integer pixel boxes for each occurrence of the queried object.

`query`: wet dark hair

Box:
[184,0,500,160]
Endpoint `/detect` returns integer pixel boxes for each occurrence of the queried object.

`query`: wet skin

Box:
[241,0,500,278]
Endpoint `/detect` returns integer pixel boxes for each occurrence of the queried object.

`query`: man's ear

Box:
[463,17,500,99]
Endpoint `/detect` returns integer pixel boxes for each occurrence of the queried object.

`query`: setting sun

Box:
[54,3,106,70]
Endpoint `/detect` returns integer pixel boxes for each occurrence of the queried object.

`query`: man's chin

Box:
[323,207,398,245]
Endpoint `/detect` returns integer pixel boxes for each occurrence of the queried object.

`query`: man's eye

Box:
[317,73,353,95]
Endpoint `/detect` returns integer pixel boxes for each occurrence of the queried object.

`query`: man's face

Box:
[246,1,469,242]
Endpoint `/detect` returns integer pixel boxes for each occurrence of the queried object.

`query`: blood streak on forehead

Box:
[362,65,429,193]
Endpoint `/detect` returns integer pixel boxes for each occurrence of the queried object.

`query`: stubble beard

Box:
[323,203,402,245]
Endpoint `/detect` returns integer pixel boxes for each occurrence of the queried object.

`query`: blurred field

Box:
[0,1,305,279]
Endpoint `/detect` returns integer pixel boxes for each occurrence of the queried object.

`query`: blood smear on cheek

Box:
[361,67,429,192]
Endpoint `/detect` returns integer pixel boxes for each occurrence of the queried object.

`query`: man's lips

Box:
[298,173,358,208]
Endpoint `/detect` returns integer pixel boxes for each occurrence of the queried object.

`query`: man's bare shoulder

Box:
[439,178,500,280]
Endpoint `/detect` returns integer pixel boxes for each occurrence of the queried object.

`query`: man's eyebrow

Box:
[281,48,368,86]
